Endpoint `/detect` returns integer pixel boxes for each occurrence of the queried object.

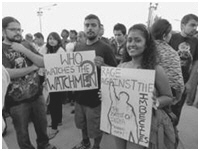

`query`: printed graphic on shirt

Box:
[177,42,193,67]
[177,42,193,82]
[4,48,40,102]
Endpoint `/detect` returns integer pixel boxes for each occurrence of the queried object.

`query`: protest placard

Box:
[100,66,155,147]
[44,51,98,92]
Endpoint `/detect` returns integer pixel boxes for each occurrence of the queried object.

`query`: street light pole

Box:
[37,3,57,33]
[147,2,158,29]
[37,8,43,33]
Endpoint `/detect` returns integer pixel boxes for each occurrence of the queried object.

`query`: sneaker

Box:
[48,129,59,140]
[38,143,57,149]
[72,141,91,149]
[92,146,100,149]
[58,122,62,126]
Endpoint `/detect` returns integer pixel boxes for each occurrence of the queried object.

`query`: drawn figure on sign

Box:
[108,81,139,143]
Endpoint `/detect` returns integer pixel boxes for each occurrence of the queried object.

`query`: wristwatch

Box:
[156,99,160,108]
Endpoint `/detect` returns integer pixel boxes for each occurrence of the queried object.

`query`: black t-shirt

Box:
[2,42,42,108]
[169,33,198,83]
[74,40,117,108]
[110,40,126,64]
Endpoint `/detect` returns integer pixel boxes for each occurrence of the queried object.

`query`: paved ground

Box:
[3,102,198,149]
[176,104,198,149]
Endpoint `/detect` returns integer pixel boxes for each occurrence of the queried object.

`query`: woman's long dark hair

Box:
[150,19,172,40]
[122,24,157,69]
[46,32,62,54]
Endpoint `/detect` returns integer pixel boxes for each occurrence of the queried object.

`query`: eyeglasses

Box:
[6,28,23,33]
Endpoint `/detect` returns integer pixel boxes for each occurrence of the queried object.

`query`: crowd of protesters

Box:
[2,13,198,149]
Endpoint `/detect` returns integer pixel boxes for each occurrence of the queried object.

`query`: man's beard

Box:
[87,35,97,41]
[86,30,98,41]
[6,35,22,43]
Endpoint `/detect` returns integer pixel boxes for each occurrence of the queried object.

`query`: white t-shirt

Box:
[65,42,76,52]
[34,43,46,53]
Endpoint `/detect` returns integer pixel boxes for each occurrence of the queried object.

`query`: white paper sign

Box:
[44,51,98,92]
[100,66,155,147]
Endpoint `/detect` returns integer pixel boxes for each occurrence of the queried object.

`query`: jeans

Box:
[9,95,49,149]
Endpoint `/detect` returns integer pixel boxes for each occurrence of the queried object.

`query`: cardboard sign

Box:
[44,51,98,92]
[100,66,155,147]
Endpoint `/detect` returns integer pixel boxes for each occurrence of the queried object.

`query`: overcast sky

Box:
[2,1,198,40]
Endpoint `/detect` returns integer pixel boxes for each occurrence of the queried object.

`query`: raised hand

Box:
[94,56,105,68]
[11,42,26,53]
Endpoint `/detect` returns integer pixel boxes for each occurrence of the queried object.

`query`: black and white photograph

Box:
[2,1,198,149]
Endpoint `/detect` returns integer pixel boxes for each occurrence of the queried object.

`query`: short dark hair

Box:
[113,23,127,35]
[34,32,44,40]
[151,19,172,40]
[62,29,69,35]
[25,33,33,40]
[70,30,78,36]
[2,16,20,29]
[84,14,101,27]
[181,14,198,25]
